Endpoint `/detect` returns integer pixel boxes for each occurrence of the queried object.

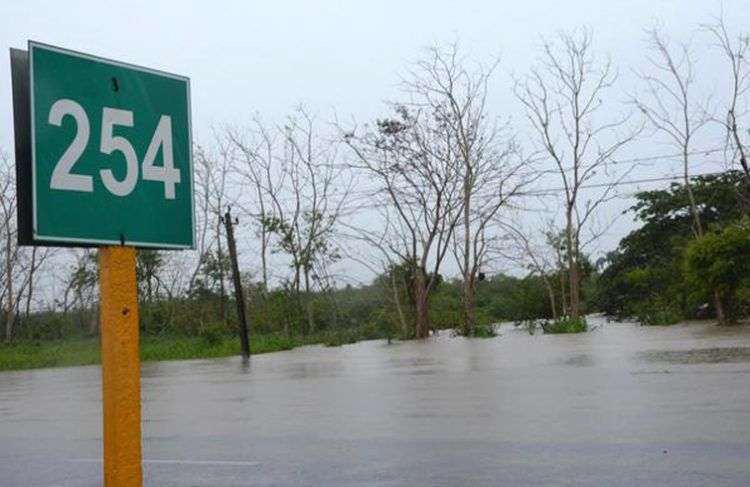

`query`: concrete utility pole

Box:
[222,207,250,359]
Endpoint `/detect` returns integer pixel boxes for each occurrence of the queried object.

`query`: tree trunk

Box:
[543,276,558,320]
[391,271,408,336]
[565,215,580,319]
[713,289,727,325]
[146,274,153,303]
[413,269,430,339]
[216,218,226,324]
[24,247,37,319]
[260,227,269,291]
[304,270,314,334]
[462,276,476,336]
[462,163,474,336]
[568,262,580,319]
[559,269,567,317]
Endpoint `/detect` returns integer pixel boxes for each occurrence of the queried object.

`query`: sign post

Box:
[11,41,194,486]
[100,246,142,486]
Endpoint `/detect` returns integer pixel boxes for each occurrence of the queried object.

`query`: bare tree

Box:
[399,43,530,335]
[703,16,750,196]
[226,117,283,291]
[497,220,560,319]
[191,139,234,321]
[189,144,214,293]
[515,28,637,321]
[257,107,350,335]
[632,27,712,235]
[340,216,411,337]
[18,246,52,320]
[210,135,234,322]
[631,26,727,322]
[344,94,465,338]
[58,249,98,334]
[0,151,17,342]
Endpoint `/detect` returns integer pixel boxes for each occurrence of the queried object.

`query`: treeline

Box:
[596,171,750,325]
[14,262,597,342]
[2,14,750,345]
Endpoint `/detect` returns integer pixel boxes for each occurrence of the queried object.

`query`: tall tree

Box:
[515,28,637,320]
[192,139,234,322]
[226,117,283,292]
[255,107,350,334]
[0,151,17,342]
[703,16,750,197]
[400,43,528,336]
[631,27,726,321]
[344,101,464,338]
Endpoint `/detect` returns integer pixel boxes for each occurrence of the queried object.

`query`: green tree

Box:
[597,170,748,321]
[684,217,750,324]
[136,250,165,302]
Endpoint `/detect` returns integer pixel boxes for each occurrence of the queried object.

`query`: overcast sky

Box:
[2,0,749,289]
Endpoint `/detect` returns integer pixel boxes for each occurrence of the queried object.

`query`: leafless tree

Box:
[19,246,52,320]
[340,215,411,337]
[515,28,638,320]
[58,249,99,334]
[398,43,530,335]
[191,139,235,321]
[258,107,350,334]
[189,144,214,292]
[631,26,727,322]
[0,151,17,341]
[497,220,560,319]
[210,135,234,322]
[703,15,750,196]
[226,117,284,291]
[632,27,712,235]
[344,82,465,338]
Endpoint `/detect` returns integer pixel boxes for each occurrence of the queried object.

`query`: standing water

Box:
[1,317,749,486]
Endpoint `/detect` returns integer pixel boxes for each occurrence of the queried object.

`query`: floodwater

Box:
[1,317,750,486]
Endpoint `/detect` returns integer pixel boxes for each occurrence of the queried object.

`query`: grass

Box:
[0,333,326,372]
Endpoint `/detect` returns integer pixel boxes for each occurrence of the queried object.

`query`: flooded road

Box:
[1,317,750,486]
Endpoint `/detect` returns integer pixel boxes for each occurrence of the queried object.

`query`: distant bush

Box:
[684,217,750,324]
[323,323,383,347]
[635,299,682,326]
[198,322,226,347]
[468,324,497,338]
[542,316,587,334]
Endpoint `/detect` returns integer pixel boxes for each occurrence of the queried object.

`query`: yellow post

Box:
[99,246,143,487]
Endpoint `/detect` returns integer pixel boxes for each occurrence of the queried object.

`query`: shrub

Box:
[635,299,682,326]
[468,324,497,338]
[542,316,587,334]
[198,322,226,347]
[684,217,750,324]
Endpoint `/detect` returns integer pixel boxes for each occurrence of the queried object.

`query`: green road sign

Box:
[17,41,194,248]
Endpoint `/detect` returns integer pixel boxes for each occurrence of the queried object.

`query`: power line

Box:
[228,147,728,209]
[333,168,730,216]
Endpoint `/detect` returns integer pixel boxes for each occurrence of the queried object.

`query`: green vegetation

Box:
[11,172,750,373]
[0,332,350,372]
[684,217,750,323]
[1,263,596,371]
[596,171,750,325]
[542,316,588,334]
[6,171,750,371]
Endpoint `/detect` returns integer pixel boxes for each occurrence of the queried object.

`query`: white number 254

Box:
[47,99,181,199]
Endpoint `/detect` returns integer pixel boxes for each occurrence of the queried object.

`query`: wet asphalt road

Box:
[1,318,750,486]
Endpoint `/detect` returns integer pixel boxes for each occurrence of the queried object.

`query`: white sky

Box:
[1,0,749,293]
